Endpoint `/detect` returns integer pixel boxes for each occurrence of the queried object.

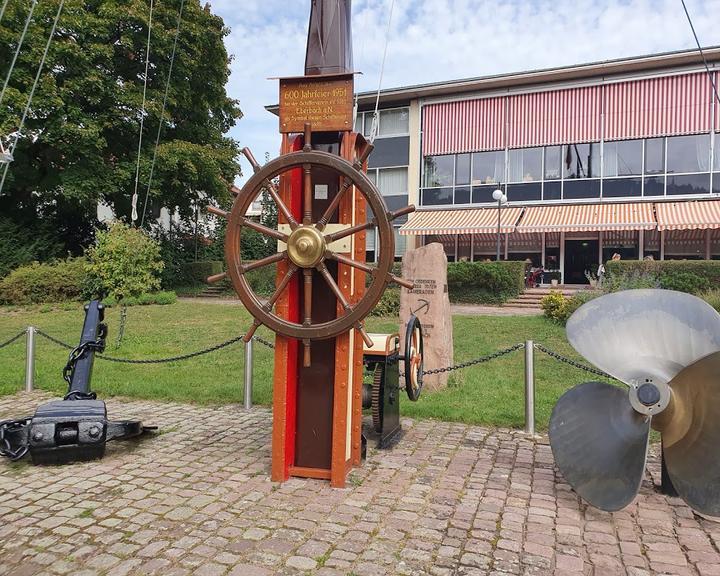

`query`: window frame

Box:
[355,106,410,139]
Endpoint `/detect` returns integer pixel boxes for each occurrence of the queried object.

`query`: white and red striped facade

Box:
[348,47,720,280]
[422,71,718,156]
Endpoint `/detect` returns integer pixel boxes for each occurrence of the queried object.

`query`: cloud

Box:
[209,0,720,182]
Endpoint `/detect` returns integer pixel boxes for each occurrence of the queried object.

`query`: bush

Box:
[0,258,88,305]
[563,290,603,320]
[246,264,276,297]
[177,261,224,286]
[541,291,569,323]
[0,218,60,279]
[104,291,177,307]
[85,222,164,301]
[541,289,603,324]
[370,287,400,317]
[446,261,525,304]
[605,260,720,294]
[700,288,720,313]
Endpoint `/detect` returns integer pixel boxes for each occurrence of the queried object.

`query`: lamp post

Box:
[492,188,507,262]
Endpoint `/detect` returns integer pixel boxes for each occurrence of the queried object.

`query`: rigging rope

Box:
[0,0,10,24]
[680,0,720,108]
[368,0,395,144]
[131,0,155,225]
[0,0,38,107]
[140,0,186,228]
[0,0,64,195]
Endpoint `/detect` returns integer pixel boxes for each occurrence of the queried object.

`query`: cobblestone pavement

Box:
[2,392,720,576]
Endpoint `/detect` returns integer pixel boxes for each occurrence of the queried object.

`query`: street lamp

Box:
[492,188,507,262]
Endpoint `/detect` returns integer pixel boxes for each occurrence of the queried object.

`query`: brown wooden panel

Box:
[294,137,341,471]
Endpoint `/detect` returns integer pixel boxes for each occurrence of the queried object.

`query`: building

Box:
[340,46,720,284]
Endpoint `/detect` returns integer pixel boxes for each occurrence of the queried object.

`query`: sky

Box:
[208,0,720,182]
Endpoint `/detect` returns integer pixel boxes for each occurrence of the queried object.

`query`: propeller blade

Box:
[661,351,720,516]
[549,381,650,511]
[566,289,720,387]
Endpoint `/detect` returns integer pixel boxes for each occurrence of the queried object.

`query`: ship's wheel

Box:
[208,127,415,365]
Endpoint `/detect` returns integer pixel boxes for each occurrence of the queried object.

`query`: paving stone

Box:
[0,392,711,576]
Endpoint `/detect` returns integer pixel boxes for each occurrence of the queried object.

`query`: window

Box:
[424,156,453,187]
[454,186,471,204]
[644,176,664,196]
[603,178,642,198]
[379,108,409,136]
[422,187,453,205]
[455,153,470,185]
[645,138,665,174]
[714,133,720,172]
[543,181,561,201]
[508,147,542,182]
[666,134,710,173]
[563,179,600,199]
[472,150,504,185]
[666,174,710,196]
[472,185,498,204]
[377,167,408,196]
[507,183,541,202]
[354,108,409,138]
[544,146,562,180]
[604,140,642,177]
[393,227,406,258]
[563,143,600,178]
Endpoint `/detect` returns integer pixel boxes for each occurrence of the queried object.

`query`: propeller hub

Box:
[629,379,671,416]
[637,383,661,406]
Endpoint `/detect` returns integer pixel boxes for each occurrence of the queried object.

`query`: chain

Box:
[421,343,525,375]
[533,343,614,379]
[36,329,73,350]
[36,329,277,363]
[0,417,31,461]
[0,330,25,350]
[253,335,275,349]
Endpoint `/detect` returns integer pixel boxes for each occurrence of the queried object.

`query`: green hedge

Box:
[0,258,89,305]
[103,291,177,307]
[447,261,526,304]
[177,260,224,286]
[605,260,720,294]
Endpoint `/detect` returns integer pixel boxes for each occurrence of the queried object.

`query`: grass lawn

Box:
[0,300,612,430]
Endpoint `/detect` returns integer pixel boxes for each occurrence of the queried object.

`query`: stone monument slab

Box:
[400,243,453,391]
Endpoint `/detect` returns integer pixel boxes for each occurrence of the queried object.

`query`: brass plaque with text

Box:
[279,75,354,133]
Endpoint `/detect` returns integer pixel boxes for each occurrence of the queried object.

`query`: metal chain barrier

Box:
[421,343,525,376]
[253,335,275,349]
[36,329,247,364]
[0,330,25,350]
[533,343,614,379]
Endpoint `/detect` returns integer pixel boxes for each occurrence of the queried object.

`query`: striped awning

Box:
[507,86,602,148]
[422,97,506,156]
[604,72,713,141]
[656,200,720,231]
[516,202,656,233]
[399,207,523,236]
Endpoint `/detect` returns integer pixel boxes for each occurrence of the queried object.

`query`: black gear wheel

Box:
[371,364,384,433]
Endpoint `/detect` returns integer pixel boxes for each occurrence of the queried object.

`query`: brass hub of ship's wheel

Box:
[287,226,326,269]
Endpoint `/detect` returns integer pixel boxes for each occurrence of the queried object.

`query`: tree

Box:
[0,0,242,255]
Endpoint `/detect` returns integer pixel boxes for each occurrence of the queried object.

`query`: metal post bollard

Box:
[244,338,253,410]
[524,340,535,436]
[25,326,36,392]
